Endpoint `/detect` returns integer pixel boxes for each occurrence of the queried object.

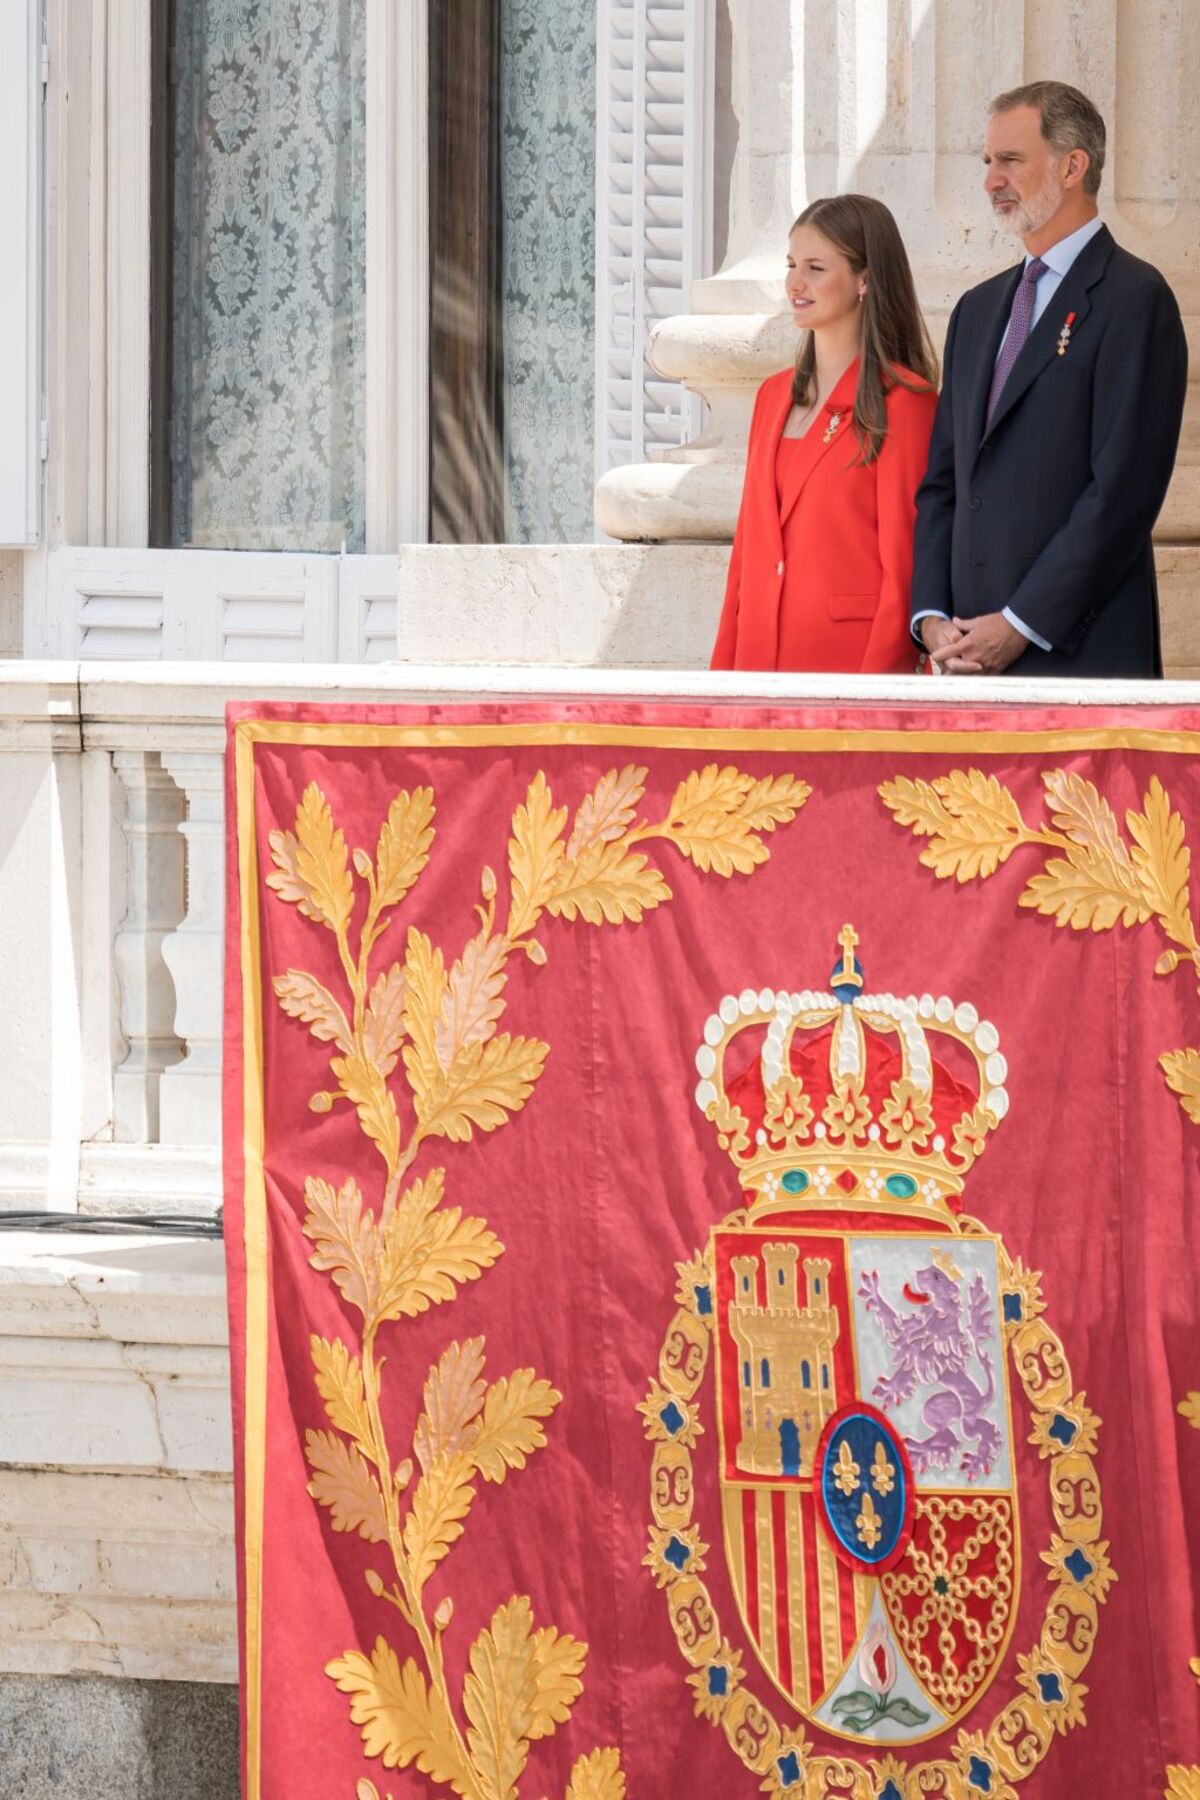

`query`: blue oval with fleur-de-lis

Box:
[816,1402,914,1574]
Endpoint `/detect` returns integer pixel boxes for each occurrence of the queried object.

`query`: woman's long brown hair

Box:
[790,194,938,463]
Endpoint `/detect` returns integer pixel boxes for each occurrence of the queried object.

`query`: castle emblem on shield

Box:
[642,929,1109,1795]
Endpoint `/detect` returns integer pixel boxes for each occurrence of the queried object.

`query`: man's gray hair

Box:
[989,81,1106,196]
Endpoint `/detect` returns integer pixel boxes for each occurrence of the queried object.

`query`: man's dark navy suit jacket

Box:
[912,225,1188,676]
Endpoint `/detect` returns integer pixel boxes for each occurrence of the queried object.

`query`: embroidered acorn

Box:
[395,1458,414,1492]
[364,1568,385,1598]
[433,1596,454,1632]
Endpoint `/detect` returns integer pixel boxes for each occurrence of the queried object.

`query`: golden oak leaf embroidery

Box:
[507,772,568,938]
[327,1637,472,1792]
[424,1035,550,1142]
[1128,777,1200,955]
[878,770,1029,881]
[333,1050,402,1174]
[372,1170,501,1326]
[364,963,409,1077]
[414,1336,488,1473]
[262,763,807,1797]
[402,928,451,1109]
[472,1370,561,1483]
[272,970,352,1050]
[664,764,809,876]
[290,781,355,934]
[436,933,509,1067]
[303,1176,378,1318]
[403,1450,477,1591]
[566,765,647,857]
[463,1597,545,1800]
[1177,1391,1200,1431]
[527,1625,587,1740]
[310,1334,374,1458]
[305,1429,388,1543]
[1165,1770,1200,1800]
[1161,1051,1200,1125]
[374,787,436,911]
[882,766,1200,1128]
[547,838,672,925]
[565,1748,627,1800]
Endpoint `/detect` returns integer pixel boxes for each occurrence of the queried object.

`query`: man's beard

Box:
[994,166,1064,236]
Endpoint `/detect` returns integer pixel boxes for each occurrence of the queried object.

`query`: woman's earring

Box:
[857,291,865,305]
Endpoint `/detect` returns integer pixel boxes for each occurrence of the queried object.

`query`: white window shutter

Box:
[595,0,712,484]
[0,0,43,546]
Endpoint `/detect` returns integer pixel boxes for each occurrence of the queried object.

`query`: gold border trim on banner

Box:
[234,719,1200,756]
[235,723,269,1800]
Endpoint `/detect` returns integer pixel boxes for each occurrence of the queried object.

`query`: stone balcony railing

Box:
[0,658,1195,1691]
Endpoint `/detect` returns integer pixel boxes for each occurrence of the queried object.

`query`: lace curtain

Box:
[171,0,366,552]
[500,0,597,544]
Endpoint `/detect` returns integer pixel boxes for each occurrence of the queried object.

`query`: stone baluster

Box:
[111,752,186,1141]
[159,753,224,1148]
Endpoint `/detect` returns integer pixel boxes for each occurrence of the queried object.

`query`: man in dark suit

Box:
[912,81,1188,677]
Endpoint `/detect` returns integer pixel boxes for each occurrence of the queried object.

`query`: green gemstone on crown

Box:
[886,1173,918,1199]
[781,1169,809,1194]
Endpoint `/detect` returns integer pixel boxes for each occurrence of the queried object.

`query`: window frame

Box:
[46,0,427,559]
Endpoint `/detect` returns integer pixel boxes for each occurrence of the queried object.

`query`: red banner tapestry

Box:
[225,699,1200,1800]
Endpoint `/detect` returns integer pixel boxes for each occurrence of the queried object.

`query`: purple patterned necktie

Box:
[986,256,1048,427]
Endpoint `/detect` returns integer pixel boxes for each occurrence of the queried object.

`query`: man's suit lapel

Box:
[974,226,1115,456]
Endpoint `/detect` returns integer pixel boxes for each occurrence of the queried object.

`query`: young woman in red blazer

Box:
[711,194,938,673]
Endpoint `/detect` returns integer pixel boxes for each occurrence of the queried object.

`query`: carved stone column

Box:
[159,753,224,1148]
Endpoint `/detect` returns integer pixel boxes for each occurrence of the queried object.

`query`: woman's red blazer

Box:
[710,361,937,672]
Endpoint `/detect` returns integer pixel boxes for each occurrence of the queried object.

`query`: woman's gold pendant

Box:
[823,412,842,445]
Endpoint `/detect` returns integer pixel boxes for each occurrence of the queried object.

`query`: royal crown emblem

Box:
[642,929,1110,1799]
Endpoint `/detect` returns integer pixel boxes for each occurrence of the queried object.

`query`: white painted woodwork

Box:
[366,0,429,549]
[159,753,225,1149]
[26,547,399,661]
[337,553,401,662]
[594,0,714,483]
[105,0,152,548]
[0,0,44,546]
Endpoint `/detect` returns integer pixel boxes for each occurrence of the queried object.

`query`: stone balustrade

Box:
[0,658,1196,1689]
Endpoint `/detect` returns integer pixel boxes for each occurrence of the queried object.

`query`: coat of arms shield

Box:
[711,1220,1018,1740]
[643,927,1106,1794]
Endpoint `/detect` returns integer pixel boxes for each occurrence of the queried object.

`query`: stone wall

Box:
[0,1673,237,1800]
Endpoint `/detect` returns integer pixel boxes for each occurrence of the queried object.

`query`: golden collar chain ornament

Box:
[641,926,1110,1800]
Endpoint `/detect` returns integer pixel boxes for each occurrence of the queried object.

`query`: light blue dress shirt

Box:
[917,213,1105,657]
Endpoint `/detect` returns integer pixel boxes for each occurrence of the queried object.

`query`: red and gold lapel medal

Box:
[1057,312,1076,356]
[645,925,1106,1797]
